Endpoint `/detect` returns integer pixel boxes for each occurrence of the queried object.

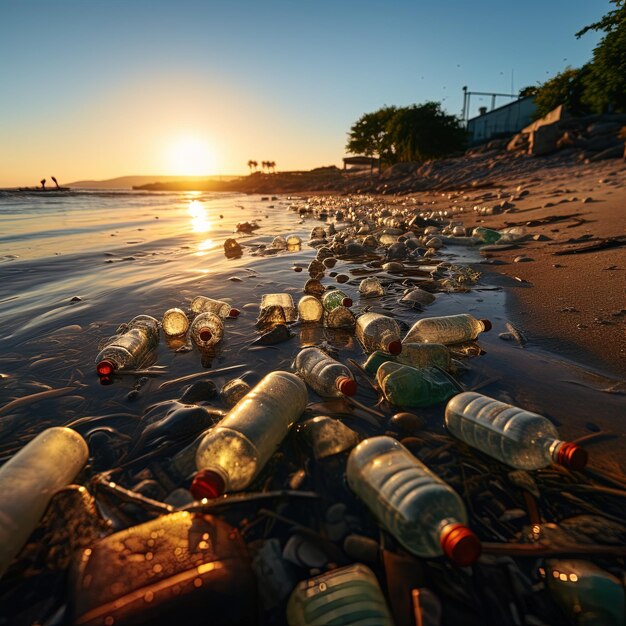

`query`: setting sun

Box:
[168,137,217,176]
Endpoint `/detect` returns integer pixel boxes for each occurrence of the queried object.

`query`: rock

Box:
[180,380,218,403]
[588,142,625,162]
[254,324,292,345]
[389,412,426,433]
[529,124,561,156]
[224,238,242,258]
[514,255,533,263]
[336,274,350,284]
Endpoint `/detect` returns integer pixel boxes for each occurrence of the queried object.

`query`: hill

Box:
[65,175,239,189]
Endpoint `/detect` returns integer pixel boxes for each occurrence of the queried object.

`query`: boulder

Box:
[529,124,561,156]
[588,142,625,162]
[507,133,528,152]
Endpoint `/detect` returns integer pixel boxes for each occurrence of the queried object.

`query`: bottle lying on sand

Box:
[297,295,323,322]
[356,312,402,355]
[161,307,189,337]
[472,226,502,244]
[376,362,458,408]
[347,436,481,565]
[364,343,452,374]
[404,313,491,345]
[260,293,297,322]
[445,392,588,470]
[0,427,89,578]
[191,295,240,319]
[95,315,160,378]
[189,312,224,349]
[294,347,357,397]
[286,564,394,626]
[359,276,385,298]
[192,372,308,497]
[321,289,352,312]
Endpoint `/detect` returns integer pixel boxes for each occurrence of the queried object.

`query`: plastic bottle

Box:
[0,427,89,578]
[321,289,353,312]
[347,436,480,565]
[359,277,385,298]
[221,378,251,408]
[161,307,189,337]
[260,293,297,322]
[286,564,394,626]
[297,295,323,323]
[377,362,458,408]
[472,226,502,244]
[95,314,160,378]
[294,347,357,397]
[355,312,402,355]
[324,305,356,330]
[189,312,224,349]
[192,371,308,496]
[400,342,451,370]
[445,392,588,470]
[404,313,492,345]
[190,295,240,319]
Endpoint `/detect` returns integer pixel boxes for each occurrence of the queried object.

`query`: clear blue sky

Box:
[0,0,609,184]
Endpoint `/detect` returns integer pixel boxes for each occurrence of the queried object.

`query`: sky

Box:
[0,0,610,185]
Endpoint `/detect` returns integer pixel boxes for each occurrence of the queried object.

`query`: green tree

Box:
[386,103,466,162]
[346,106,397,165]
[533,67,591,118]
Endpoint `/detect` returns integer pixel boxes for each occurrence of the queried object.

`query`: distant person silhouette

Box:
[40,178,46,189]
[51,176,59,189]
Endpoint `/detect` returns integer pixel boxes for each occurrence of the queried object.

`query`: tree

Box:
[269,160,276,173]
[346,106,397,165]
[247,160,255,173]
[533,67,591,118]
[518,86,538,98]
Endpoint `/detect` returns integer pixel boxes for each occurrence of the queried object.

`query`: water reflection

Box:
[188,200,212,234]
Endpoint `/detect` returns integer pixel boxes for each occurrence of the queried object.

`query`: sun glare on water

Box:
[168,137,217,176]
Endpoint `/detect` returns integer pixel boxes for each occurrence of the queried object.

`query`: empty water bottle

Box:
[445,392,588,470]
[347,436,480,565]
[359,277,385,298]
[261,293,297,322]
[297,295,323,323]
[190,312,224,348]
[161,307,190,337]
[364,344,450,373]
[95,314,159,378]
[0,427,89,577]
[286,564,394,626]
[294,346,357,397]
[322,289,352,312]
[193,371,308,496]
[472,226,501,244]
[404,313,491,345]
[191,295,240,318]
[356,312,402,355]
[377,362,458,408]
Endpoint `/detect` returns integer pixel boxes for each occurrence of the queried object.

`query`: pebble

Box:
[255,324,291,345]
[390,412,426,433]
[180,380,218,403]
[336,274,350,284]
[343,534,380,564]
[228,276,243,282]
[292,266,303,272]
[323,257,337,268]
[70,296,82,302]
[513,256,532,263]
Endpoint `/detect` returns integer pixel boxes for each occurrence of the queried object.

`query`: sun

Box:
[168,137,217,176]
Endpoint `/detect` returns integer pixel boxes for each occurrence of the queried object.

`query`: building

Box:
[467,97,537,145]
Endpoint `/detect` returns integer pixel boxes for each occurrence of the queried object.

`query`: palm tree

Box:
[261,160,268,173]
[247,160,254,173]
[269,161,276,173]
[252,160,258,172]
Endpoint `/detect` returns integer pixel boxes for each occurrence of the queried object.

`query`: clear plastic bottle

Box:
[192,371,308,497]
[190,295,240,319]
[356,312,402,355]
[0,427,89,577]
[286,564,394,626]
[322,289,353,312]
[297,295,323,323]
[325,305,356,330]
[359,277,385,298]
[404,314,491,345]
[95,315,160,377]
[294,347,357,397]
[445,392,588,470]
[400,342,451,370]
[161,308,189,337]
[347,436,480,565]
[189,312,224,348]
[260,293,297,322]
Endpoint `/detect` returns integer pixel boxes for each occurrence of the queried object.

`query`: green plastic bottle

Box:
[472,226,502,244]
[377,362,458,407]
[363,350,396,374]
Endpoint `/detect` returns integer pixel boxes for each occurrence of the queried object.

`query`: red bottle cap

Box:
[229,308,240,318]
[336,376,357,396]
[199,328,212,342]
[480,319,492,332]
[190,470,225,500]
[440,523,481,566]
[342,297,353,307]
[387,340,402,356]
[97,360,114,377]
[556,442,588,470]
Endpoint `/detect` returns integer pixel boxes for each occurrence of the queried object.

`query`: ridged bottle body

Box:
[322,290,350,312]
[359,277,385,298]
[95,315,159,371]
[404,314,486,345]
[195,372,308,491]
[294,347,356,398]
[376,362,457,408]
[189,312,224,348]
[399,343,451,370]
[356,313,402,354]
[260,293,296,322]
[445,392,563,469]
[190,296,235,319]
[286,564,394,626]
[347,436,468,558]
[324,306,356,329]
[0,427,89,577]
[297,295,323,323]
[161,308,189,337]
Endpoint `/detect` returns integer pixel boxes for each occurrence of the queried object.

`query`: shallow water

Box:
[0,190,624,472]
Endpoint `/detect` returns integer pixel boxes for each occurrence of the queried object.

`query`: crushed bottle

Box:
[260,293,297,322]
